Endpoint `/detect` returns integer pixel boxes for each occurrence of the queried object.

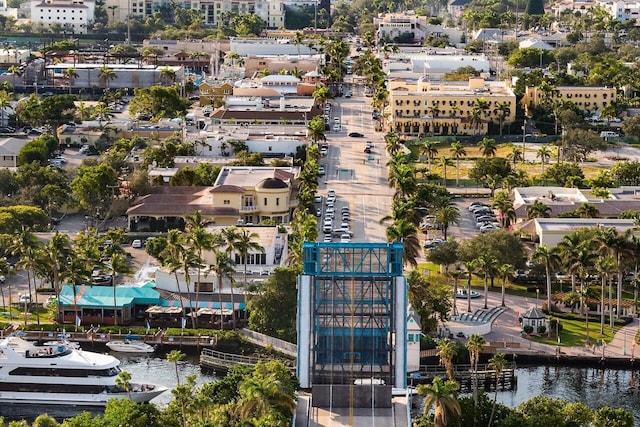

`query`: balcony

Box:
[240,205,259,212]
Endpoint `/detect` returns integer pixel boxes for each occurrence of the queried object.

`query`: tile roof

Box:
[210,184,245,193]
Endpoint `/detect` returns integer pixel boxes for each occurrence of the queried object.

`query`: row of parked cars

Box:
[317,190,352,243]
[468,201,500,233]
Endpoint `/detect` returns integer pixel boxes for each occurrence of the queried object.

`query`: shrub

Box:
[537,325,547,334]
[523,325,534,334]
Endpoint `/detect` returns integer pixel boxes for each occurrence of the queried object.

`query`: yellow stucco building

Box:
[387,77,516,137]
[522,86,616,115]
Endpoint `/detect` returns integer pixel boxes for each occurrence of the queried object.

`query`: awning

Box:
[195,307,233,316]
[146,305,183,314]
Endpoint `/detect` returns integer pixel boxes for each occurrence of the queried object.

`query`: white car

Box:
[333,123,341,132]
[319,166,325,175]
[340,234,351,243]
[314,195,323,204]
[132,239,143,248]
[19,294,31,303]
[480,224,500,233]
[476,221,500,229]
[320,147,328,156]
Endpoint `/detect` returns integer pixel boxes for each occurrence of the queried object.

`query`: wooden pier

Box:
[410,362,517,392]
[200,347,296,372]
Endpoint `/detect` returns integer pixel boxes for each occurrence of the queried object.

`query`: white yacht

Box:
[106,339,155,354]
[0,336,167,406]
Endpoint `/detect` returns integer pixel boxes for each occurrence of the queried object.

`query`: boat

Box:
[0,336,167,406]
[106,338,155,354]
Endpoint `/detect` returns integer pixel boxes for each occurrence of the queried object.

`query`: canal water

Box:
[3,354,640,423]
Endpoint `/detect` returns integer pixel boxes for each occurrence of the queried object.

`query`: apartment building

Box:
[521,86,616,114]
[387,77,516,137]
[30,0,95,34]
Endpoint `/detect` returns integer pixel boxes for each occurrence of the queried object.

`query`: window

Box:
[276,198,279,206]
[223,199,230,205]
[264,198,267,205]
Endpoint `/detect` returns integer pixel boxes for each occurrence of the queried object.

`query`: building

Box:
[384,50,491,81]
[448,0,472,21]
[512,186,640,222]
[387,77,516,137]
[0,137,29,168]
[198,80,234,106]
[57,123,105,147]
[30,0,95,34]
[243,56,321,78]
[533,218,640,247]
[374,11,429,44]
[230,37,315,57]
[297,242,407,394]
[209,96,320,125]
[522,85,616,115]
[406,307,421,373]
[126,166,301,229]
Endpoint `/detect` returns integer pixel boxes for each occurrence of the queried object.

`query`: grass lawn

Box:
[531,317,618,347]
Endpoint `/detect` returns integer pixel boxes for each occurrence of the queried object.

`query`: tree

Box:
[562,129,607,162]
[167,350,186,385]
[437,156,454,187]
[436,338,457,381]
[417,377,461,427]
[509,146,524,165]
[70,164,118,220]
[593,406,635,427]
[497,263,513,307]
[63,67,79,95]
[595,255,615,334]
[492,191,516,229]
[475,254,497,309]
[108,251,132,326]
[621,115,640,140]
[185,211,213,328]
[533,245,561,311]
[386,219,421,268]
[115,371,132,398]
[463,260,477,313]
[488,352,507,427]
[496,101,511,136]
[248,267,298,342]
[477,137,497,158]
[236,374,296,422]
[421,141,439,171]
[527,200,551,219]
[537,145,552,175]
[209,250,236,330]
[9,227,42,325]
[542,162,584,187]
[449,142,467,186]
[469,158,514,187]
[433,206,460,240]
[159,66,176,86]
[466,334,485,415]
[99,66,117,89]
[573,202,600,218]
[595,227,631,322]
[163,229,188,323]
[306,115,326,145]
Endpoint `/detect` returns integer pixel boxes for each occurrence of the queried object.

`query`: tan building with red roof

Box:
[126,166,300,230]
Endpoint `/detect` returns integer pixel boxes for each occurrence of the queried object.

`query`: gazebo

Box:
[521,306,548,331]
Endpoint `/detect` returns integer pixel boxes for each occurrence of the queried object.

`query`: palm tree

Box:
[99,66,117,89]
[386,219,421,268]
[509,145,524,165]
[595,255,615,334]
[9,228,42,325]
[533,245,561,311]
[436,338,457,381]
[7,65,20,89]
[492,194,516,229]
[466,334,485,415]
[433,205,460,240]
[237,375,296,422]
[63,67,79,95]
[437,156,454,187]
[420,141,438,171]
[185,210,214,327]
[107,251,132,326]
[159,66,177,86]
[574,202,599,218]
[209,250,236,330]
[463,261,477,313]
[477,137,497,157]
[167,350,185,385]
[487,352,507,427]
[115,371,132,398]
[384,130,402,155]
[475,254,497,309]
[497,263,513,307]
[496,101,511,136]
[234,228,264,291]
[537,145,552,176]
[417,377,461,427]
[0,258,9,312]
[595,227,632,321]
[558,233,582,293]
[526,200,551,219]
[427,104,440,136]
[449,142,467,186]
[163,229,188,323]
[41,232,71,315]
[449,270,465,316]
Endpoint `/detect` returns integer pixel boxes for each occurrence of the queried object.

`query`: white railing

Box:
[240,328,297,357]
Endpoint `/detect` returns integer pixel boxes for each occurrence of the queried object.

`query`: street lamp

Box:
[536,288,539,307]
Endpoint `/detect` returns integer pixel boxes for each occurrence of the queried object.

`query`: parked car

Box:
[131,239,143,248]
[19,294,31,303]
[348,132,364,138]
[319,166,325,175]
[424,238,444,249]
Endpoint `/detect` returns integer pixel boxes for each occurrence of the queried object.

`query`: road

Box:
[315,92,394,243]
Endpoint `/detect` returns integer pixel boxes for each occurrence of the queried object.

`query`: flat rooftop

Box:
[214,166,298,187]
[205,225,280,248]
[534,218,637,232]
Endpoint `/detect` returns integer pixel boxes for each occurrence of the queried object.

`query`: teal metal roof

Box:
[59,283,161,308]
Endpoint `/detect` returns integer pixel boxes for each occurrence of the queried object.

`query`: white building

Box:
[230,37,315,57]
[30,0,95,34]
[384,50,492,80]
[598,0,640,23]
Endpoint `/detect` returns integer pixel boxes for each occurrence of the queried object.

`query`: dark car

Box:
[364,147,372,153]
[348,132,364,138]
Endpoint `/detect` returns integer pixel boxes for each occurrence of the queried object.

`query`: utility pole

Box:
[126,0,131,45]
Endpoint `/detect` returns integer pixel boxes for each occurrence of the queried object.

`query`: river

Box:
[2,353,640,423]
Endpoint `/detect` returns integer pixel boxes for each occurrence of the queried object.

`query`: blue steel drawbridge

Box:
[297,242,407,389]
